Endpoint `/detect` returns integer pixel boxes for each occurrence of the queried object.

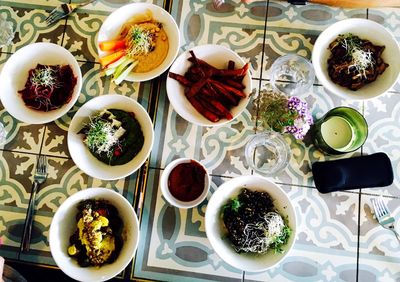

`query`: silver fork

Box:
[371,197,400,242]
[45,0,96,26]
[212,0,225,9]
[21,155,48,252]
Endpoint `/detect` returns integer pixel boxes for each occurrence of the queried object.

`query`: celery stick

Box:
[105,67,116,76]
[114,61,138,85]
[107,55,128,69]
[114,58,135,79]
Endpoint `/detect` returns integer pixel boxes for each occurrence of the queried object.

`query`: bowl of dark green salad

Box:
[205,175,297,272]
[68,94,154,180]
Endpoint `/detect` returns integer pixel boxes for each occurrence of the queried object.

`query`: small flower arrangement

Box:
[254,86,313,140]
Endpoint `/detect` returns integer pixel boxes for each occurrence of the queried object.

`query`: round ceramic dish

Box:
[205,175,297,272]
[160,158,210,209]
[49,188,139,282]
[97,3,180,82]
[166,44,252,127]
[312,18,400,100]
[67,94,154,180]
[0,42,82,124]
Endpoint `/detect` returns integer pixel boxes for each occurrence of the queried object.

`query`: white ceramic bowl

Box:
[49,188,139,282]
[0,42,82,124]
[166,44,252,126]
[160,158,210,209]
[205,175,297,272]
[97,3,180,82]
[68,94,154,180]
[312,18,400,100]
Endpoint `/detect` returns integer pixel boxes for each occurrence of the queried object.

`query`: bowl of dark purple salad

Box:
[205,175,297,272]
[0,42,82,124]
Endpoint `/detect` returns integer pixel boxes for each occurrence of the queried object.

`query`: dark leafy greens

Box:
[78,109,144,166]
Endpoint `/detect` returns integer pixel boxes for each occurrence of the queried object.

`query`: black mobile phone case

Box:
[312,152,393,194]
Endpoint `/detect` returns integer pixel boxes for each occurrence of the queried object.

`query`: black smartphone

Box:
[312,152,393,193]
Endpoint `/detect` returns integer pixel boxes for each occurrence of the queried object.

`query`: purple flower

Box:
[282,97,313,139]
[287,97,301,111]
[284,125,298,134]
[294,131,306,140]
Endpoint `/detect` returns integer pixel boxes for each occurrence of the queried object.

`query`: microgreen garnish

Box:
[126,26,152,57]
[30,65,61,88]
[83,117,120,158]
[336,33,375,78]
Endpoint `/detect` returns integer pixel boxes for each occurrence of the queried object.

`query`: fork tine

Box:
[45,12,62,25]
[37,156,44,172]
[39,156,47,174]
[372,198,382,218]
[377,198,389,216]
[372,199,378,217]
[45,8,59,21]
[45,13,57,25]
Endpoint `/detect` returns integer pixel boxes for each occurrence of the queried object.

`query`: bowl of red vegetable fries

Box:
[166,44,252,126]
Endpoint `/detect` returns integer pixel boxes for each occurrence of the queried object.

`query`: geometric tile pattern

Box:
[0,0,399,281]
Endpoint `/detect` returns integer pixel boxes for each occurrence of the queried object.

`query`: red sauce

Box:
[168,160,206,202]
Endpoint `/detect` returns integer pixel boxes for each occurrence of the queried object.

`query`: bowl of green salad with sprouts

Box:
[67,94,154,180]
[205,175,297,272]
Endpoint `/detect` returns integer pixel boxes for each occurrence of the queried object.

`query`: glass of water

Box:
[270,54,315,96]
[0,14,14,49]
[245,131,291,176]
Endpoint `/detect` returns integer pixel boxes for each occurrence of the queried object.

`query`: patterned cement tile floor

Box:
[0,0,399,281]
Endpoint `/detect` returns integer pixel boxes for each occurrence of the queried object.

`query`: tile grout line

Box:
[243,0,270,280]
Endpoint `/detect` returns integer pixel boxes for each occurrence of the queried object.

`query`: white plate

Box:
[49,188,139,282]
[97,3,180,82]
[312,19,400,100]
[166,44,252,127]
[205,175,297,272]
[68,94,154,180]
[0,42,82,124]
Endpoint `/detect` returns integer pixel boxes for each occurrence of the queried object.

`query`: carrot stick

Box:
[99,50,125,67]
[206,83,237,106]
[212,62,249,77]
[210,79,246,98]
[99,39,126,52]
[224,79,245,90]
[197,95,225,118]
[185,78,208,98]
[169,72,192,87]
[187,58,249,77]
[208,97,233,120]
[187,96,220,122]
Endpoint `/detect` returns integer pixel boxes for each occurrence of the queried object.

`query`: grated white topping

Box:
[348,48,374,78]
[235,211,285,254]
[83,110,126,157]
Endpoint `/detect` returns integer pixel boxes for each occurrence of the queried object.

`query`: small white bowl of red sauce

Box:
[160,158,210,209]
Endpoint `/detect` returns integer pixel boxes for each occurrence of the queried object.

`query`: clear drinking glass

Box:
[245,131,291,176]
[270,54,315,96]
[0,14,14,49]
